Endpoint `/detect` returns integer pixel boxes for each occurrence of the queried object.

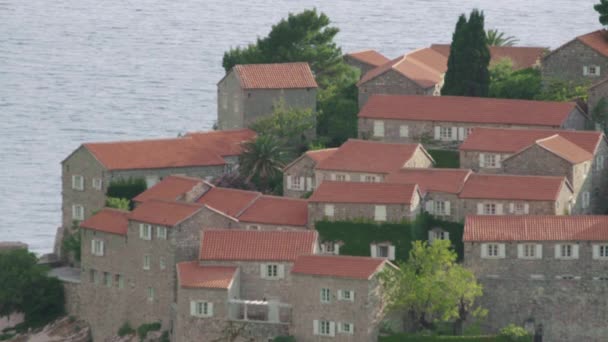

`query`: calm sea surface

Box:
[0,0,601,254]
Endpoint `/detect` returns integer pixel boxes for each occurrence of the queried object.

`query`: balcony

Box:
[228,299,291,324]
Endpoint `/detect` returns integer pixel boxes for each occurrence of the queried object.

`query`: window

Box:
[320,320,332,336]
[440,127,452,140]
[159,256,166,270]
[72,175,84,190]
[324,204,335,217]
[481,243,505,258]
[466,127,474,137]
[147,287,155,301]
[143,255,151,270]
[157,226,167,240]
[399,125,409,137]
[518,243,541,259]
[292,176,302,190]
[485,154,497,168]
[514,203,526,215]
[373,121,384,137]
[596,155,605,171]
[262,264,283,279]
[555,244,579,259]
[377,245,389,258]
[91,239,104,256]
[582,192,590,209]
[374,205,387,222]
[246,224,260,230]
[484,203,496,215]
[339,322,354,334]
[92,178,103,190]
[363,175,378,182]
[585,65,601,76]
[487,244,499,257]
[596,245,608,259]
[115,274,124,289]
[320,288,331,303]
[139,224,152,240]
[104,272,112,287]
[320,241,340,255]
[191,301,213,317]
[72,204,84,220]
[334,174,348,181]
[338,290,354,302]
[429,229,449,244]
[435,201,446,215]
[371,244,395,260]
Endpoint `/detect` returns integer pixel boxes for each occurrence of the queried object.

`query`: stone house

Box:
[343,49,390,77]
[290,255,392,342]
[313,139,434,190]
[458,174,574,220]
[59,129,255,256]
[463,215,608,342]
[542,30,608,86]
[217,62,318,130]
[588,76,608,113]
[358,95,589,147]
[307,181,422,225]
[385,168,472,222]
[283,148,337,198]
[460,127,608,214]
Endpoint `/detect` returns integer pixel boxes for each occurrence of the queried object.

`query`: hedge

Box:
[106,178,147,201]
[428,149,460,168]
[315,213,464,262]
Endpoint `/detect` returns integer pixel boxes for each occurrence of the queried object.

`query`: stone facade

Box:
[358,70,435,109]
[217,70,317,130]
[291,274,385,342]
[283,154,316,198]
[308,197,422,225]
[422,192,462,222]
[542,39,608,86]
[588,78,608,114]
[459,151,513,173]
[465,240,608,342]
[344,56,379,78]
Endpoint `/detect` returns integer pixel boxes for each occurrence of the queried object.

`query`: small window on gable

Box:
[586,65,601,76]
[72,175,84,190]
[92,178,103,190]
[261,263,284,280]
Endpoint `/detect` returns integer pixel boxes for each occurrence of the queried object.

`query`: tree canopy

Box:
[489,59,541,100]
[442,10,491,97]
[486,29,519,46]
[595,0,608,26]
[239,135,288,194]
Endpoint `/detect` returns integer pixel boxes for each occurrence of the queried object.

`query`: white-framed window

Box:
[246,224,260,230]
[139,224,152,240]
[555,244,579,259]
[371,243,396,260]
[261,263,284,279]
[324,204,335,217]
[72,175,84,190]
[104,272,112,287]
[363,175,378,182]
[147,287,155,301]
[145,175,160,188]
[334,173,348,181]
[92,178,103,190]
[399,125,409,138]
[191,301,213,317]
[513,203,528,215]
[338,290,354,302]
[435,201,446,215]
[159,256,166,270]
[466,127,474,137]
[485,154,497,168]
[320,288,331,303]
[91,239,104,256]
[292,176,302,190]
[518,243,542,259]
[585,65,601,76]
[157,226,167,240]
[338,322,354,334]
[72,204,84,220]
[481,243,505,259]
[377,245,389,258]
[373,121,385,137]
[320,241,340,255]
[582,192,590,209]
[374,205,387,222]
[484,203,496,215]
[594,244,608,260]
[596,155,605,171]
[115,274,124,289]
[315,320,334,336]
[429,229,450,244]
[440,127,452,140]
[143,255,151,270]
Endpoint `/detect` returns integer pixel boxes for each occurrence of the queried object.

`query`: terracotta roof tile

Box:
[80,208,129,236]
[177,261,237,289]
[345,50,390,67]
[200,230,317,262]
[535,135,594,164]
[430,44,545,70]
[316,139,424,174]
[386,168,471,194]
[576,30,608,58]
[305,148,338,163]
[197,187,261,218]
[309,181,418,204]
[130,199,203,226]
[238,196,308,227]
[133,175,203,203]
[233,63,318,89]
[464,215,608,242]
[184,129,256,157]
[358,95,577,127]
[459,174,569,201]
[292,255,387,280]
[460,127,603,154]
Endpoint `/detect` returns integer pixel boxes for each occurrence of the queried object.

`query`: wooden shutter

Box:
[100,241,105,256]
[337,290,343,300]
[370,244,377,257]
[451,127,458,141]
[458,127,465,141]
[425,200,434,213]
[91,240,96,255]
[593,245,600,259]
[445,201,451,215]
[495,154,502,168]
[334,244,340,255]
[509,203,514,213]
[350,291,355,302]
[260,264,267,279]
[428,230,435,243]
[444,231,450,241]
[496,204,503,215]
[306,177,313,191]
[554,244,561,259]
[400,125,409,137]
[434,126,441,140]
[479,153,485,167]
[597,66,602,75]
[208,303,214,317]
[139,224,144,238]
[299,177,305,190]
[388,245,396,260]
[583,66,589,76]
[481,243,487,258]
[190,301,197,316]
[329,322,336,337]
[313,320,319,335]
[517,244,524,258]
[330,173,336,181]
[286,175,292,190]
[477,203,483,215]
[535,244,543,259]
[572,245,579,259]
[524,203,530,214]
[277,264,285,278]
[498,244,506,258]
[337,322,343,333]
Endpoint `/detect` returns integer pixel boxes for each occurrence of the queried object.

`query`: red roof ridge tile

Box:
[292,254,392,280]
[177,261,238,289]
[345,49,390,66]
[200,204,240,222]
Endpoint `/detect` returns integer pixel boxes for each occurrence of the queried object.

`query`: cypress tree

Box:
[442,14,468,96]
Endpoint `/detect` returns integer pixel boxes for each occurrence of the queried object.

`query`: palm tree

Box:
[486,29,519,47]
[239,135,288,189]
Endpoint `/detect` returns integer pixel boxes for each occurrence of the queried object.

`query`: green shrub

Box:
[380,334,530,341]
[117,322,134,337]
[106,178,147,202]
[273,336,296,342]
[105,197,130,211]
[137,322,161,341]
[160,331,170,342]
[428,150,460,168]
[62,226,81,262]
[498,324,530,341]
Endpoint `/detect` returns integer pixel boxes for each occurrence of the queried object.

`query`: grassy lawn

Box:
[428,149,460,168]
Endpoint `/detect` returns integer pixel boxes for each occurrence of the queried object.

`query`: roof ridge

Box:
[235,193,264,218]
[84,136,191,146]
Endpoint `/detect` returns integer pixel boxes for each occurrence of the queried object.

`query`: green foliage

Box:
[443,10,491,97]
[160,331,170,342]
[315,213,464,262]
[117,322,135,337]
[106,178,147,208]
[250,99,317,156]
[239,135,288,194]
[489,62,541,100]
[485,29,519,46]
[105,197,130,211]
[378,241,484,334]
[137,322,161,341]
[428,150,460,168]
[0,249,65,330]
[316,81,359,147]
[498,324,530,341]
[595,0,608,26]
[536,79,588,102]
[0,332,16,341]
[273,336,296,342]
[62,222,81,262]
[380,334,530,341]
[592,97,608,133]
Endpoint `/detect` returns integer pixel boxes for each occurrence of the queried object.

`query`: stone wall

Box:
[218,70,245,130]
[63,281,81,317]
[344,56,376,78]
[424,192,461,222]
[358,70,432,108]
[308,201,420,226]
[588,80,608,113]
[236,221,308,231]
[283,155,316,198]
[459,151,513,173]
[243,88,317,128]
[314,170,387,188]
[542,39,608,86]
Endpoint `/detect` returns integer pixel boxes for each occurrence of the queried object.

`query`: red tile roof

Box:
[130,199,203,226]
[459,127,603,154]
[358,95,578,127]
[177,261,237,289]
[232,63,318,89]
[185,129,256,157]
[459,174,569,201]
[238,196,308,227]
[309,181,419,204]
[79,208,130,236]
[430,44,545,70]
[305,148,338,163]
[576,30,608,58]
[358,49,445,88]
[133,175,203,203]
[535,135,594,164]
[464,215,608,242]
[386,168,472,194]
[197,187,261,218]
[345,50,390,67]
[292,255,387,280]
[316,139,425,174]
[200,230,317,262]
